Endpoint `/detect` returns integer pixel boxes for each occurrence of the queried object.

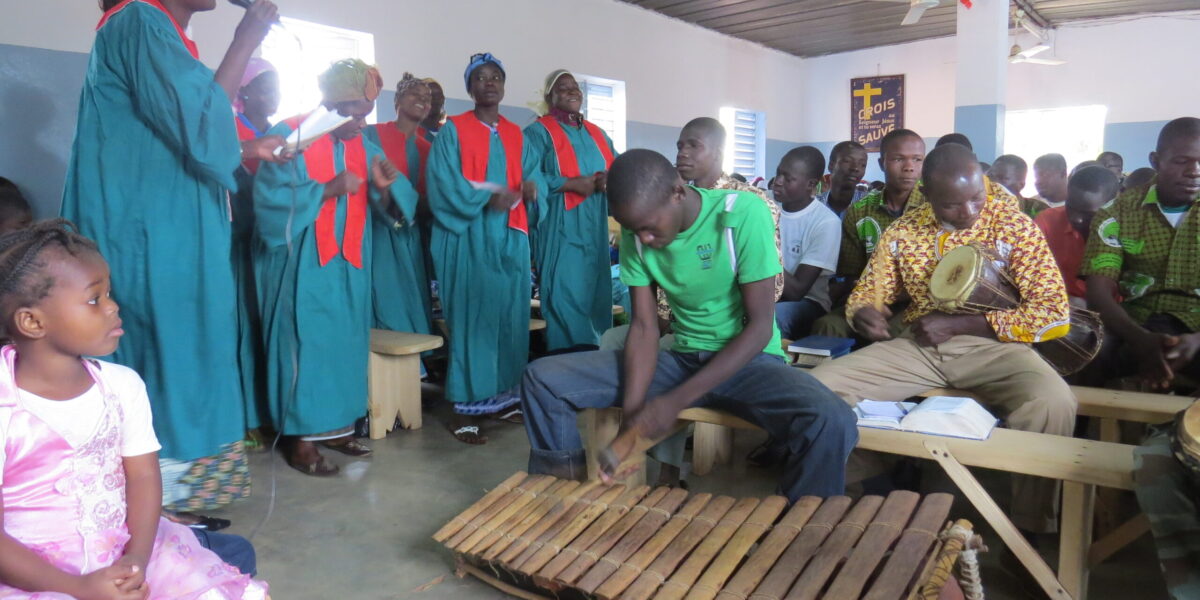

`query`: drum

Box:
[1170,401,1200,480]
[928,243,1019,314]
[1033,308,1105,376]
[928,242,1103,375]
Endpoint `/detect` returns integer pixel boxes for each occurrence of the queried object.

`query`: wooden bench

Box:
[434,318,547,337]
[691,386,1189,477]
[580,406,1137,600]
[530,298,626,316]
[367,329,443,439]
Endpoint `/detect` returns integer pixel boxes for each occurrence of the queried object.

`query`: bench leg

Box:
[394,354,423,430]
[368,352,423,439]
[692,422,733,476]
[1060,481,1096,600]
[923,440,1074,600]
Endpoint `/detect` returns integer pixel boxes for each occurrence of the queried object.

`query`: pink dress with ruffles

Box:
[0,346,268,599]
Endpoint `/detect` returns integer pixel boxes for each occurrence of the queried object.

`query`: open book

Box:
[854,396,998,440]
[274,105,352,156]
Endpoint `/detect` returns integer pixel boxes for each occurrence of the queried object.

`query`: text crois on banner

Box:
[851,75,905,152]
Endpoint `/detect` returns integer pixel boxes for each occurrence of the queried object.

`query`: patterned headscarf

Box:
[394,72,427,98]
[530,68,573,116]
[463,52,505,93]
[319,58,383,105]
[234,57,276,113]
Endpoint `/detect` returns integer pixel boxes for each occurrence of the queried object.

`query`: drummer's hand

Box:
[851,305,892,341]
[912,313,960,347]
[1131,331,1176,390]
[1165,333,1200,374]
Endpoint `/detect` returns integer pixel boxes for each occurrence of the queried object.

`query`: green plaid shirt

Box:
[836,187,925,279]
[1080,184,1200,331]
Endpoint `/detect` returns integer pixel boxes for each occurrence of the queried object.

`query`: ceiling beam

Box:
[1012,0,1050,28]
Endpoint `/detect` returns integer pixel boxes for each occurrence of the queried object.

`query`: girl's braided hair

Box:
[0,218,99,328]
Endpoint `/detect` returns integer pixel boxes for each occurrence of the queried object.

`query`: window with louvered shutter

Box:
[719,107,766,180]
[576,74,627,153]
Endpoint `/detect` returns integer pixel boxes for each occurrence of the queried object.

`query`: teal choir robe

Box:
[253,120,416,435]
[524,115,617,350]
[426,112,544,405]
[62,0,244,460]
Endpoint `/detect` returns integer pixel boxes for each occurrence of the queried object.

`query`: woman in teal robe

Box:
[61,0,275,473]
[525,70,618,351]
[426,53,544,444]
[362,73,434,337]
[253,59,416,475]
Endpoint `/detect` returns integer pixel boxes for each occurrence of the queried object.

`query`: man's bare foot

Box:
[285,439,339,477]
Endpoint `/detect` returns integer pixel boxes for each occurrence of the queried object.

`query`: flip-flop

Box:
[493,408,524,424]
[452,425,487,445]
[321,438,373,458]
[287,454,340,477]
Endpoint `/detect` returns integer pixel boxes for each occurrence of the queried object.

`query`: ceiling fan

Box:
[1009,43,1066,65]
[868,0,942,26]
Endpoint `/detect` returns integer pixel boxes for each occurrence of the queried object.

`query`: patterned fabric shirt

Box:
[846,190,1069,343]
[655,173,783,321]
[837,178,1018,281]
[1079,184,1200,331]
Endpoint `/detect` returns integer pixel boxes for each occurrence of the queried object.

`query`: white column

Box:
[954,0,1009,162]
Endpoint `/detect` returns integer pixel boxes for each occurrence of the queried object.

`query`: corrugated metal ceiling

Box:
[617,0,1198,57]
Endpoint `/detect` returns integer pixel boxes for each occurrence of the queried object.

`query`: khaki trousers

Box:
[810,334,1076,533]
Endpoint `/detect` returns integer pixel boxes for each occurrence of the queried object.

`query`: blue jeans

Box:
[775,299,827,340]
[192,529,257,576]
[520,350,857,501]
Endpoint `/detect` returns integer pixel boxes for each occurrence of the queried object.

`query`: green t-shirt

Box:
[619,187,784,357]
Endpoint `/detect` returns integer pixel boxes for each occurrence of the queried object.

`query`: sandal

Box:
[321,438,373,458]
[286,454,340,477]
[452,425,487,445]
[493,408,524,424]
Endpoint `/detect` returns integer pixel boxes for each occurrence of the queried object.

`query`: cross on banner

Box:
[854,83,882,118]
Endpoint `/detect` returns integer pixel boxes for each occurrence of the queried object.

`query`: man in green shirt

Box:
[1082,117,1200,390]
[811,129,926,339]
[520,150,856,500]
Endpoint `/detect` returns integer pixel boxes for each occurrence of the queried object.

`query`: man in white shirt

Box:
[771,146,842,339]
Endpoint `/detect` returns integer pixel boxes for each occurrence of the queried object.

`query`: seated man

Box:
[1123,167,1157,193]
[1082,117,1200,390]
[809,143,1075,537]
[1097,150,1125,180]
[772,146,841,339]
[521,149,857,500]
[1034,152,1070,209]
[990,154,1047,217]
[816,141,868,217]
[1035,165,1120,304]
[811,129,927,339]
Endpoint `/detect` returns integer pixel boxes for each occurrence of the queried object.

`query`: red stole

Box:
[537,115,615,210]
[284,115,368,269]
[448,112,527,234]
[234,117,261,175]
[373,122,431,195]
[98,0,199,60]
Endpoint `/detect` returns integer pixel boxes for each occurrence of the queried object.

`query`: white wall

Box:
[796,12,1200,144]
[1,0,810,141]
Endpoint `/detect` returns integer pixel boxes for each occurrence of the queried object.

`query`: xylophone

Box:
[435,472,982,600]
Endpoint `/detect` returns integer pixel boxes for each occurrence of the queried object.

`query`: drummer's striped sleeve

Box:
[984,209,1071,343]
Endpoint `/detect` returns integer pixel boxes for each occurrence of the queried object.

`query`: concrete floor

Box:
[213,392,1169,599]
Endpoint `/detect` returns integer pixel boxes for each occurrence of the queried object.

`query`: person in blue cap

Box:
[426,52,545,444]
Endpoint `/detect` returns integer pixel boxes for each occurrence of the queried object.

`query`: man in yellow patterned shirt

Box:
[810,144,1075,537]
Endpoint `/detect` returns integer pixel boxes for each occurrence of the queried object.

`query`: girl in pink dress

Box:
[0,220,269,600]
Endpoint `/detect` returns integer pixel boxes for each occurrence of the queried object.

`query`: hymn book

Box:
[854,396,998,440]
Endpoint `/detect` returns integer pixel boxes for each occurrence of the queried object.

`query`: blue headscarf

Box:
[464,52,505,93]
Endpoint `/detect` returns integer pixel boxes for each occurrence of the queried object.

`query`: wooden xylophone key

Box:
[476,479,583,560]
[654,496,762,600]
[498,480,607,567]
[458,478,574,555]
[863,493,954,600]
[823,491,921,599]
[714,496,823,600]
[748,496,852,600]
[450,475,555,552]
[590,492,713,600]
[535,485,653,587]
[783,495,884,600]
[514,484,628,573]
[621,495,737,600]
[685,496,789,600]
[554,487,678,587]
[433,471,527,543]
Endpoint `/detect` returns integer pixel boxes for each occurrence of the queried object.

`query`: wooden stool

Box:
[368,329,443,440]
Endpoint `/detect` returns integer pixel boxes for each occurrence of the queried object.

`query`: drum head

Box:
[1181,401,1200,458]
[929,245,984,311]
